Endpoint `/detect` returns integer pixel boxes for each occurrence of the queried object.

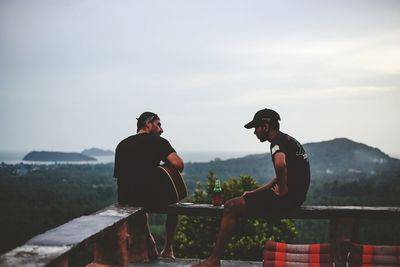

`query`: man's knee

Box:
[223,197,246,215]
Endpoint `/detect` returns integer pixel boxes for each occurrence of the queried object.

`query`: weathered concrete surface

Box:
[0,205,144,267]
[27,215,126,246]
[0,245,70,267]
[26,205,143,247]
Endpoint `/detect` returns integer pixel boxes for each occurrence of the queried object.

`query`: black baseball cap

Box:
[244,108,281,129]
[137,112,160,129]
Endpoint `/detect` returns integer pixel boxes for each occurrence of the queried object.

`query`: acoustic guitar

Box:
[153,164,187,205]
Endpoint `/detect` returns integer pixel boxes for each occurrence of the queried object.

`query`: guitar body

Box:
[153,164,187,205]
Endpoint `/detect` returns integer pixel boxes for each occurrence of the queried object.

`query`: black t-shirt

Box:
[113,133,176,205]
[270,131,310,203]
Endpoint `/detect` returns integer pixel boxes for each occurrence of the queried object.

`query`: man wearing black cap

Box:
[114,112,184,263]
[193,108,310,267]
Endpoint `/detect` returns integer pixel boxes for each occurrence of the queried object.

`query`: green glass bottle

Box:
[212,178,222,206]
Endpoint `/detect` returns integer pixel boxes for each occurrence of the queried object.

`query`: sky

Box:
[1,0,400,157]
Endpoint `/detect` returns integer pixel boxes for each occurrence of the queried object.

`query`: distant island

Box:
[23,151,97,162]
[81,147,114,157]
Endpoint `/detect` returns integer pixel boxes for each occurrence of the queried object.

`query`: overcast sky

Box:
[1,0,399,157]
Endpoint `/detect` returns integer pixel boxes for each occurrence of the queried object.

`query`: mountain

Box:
[304,138,400,177]
[81,147,114,157]
[23,151,97,162]
[183,138,400,183]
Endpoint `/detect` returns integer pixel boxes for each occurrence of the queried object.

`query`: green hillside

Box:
[1,137,399,257]
[184,137,400,184]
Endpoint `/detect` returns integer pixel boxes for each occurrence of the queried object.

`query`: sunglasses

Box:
[145,114,159,122]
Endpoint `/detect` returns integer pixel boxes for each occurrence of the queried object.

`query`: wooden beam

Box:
[147,203,400,219]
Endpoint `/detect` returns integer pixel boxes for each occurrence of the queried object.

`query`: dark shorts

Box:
[117,176,176,208]
[243,188,302,217]
[117,179,157,207]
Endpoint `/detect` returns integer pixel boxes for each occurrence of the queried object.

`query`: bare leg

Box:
[144,214,159,260]
[160,214,178,259]
[192,196,248,267]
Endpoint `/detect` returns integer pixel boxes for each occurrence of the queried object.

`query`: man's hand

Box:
[271,183,288,196]
[242,190,253,197]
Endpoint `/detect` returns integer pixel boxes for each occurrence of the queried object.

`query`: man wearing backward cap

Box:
[114,112,184,263]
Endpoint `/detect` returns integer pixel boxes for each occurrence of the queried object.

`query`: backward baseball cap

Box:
[244,108,281,129]
[136,111,160,129]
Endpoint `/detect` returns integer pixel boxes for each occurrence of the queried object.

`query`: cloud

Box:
[226,86,396,108]
[1,1,400,154]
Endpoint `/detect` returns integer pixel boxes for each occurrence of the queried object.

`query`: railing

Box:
[0,204,399,267]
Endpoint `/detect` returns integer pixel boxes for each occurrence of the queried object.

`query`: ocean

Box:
[0,150,252,165]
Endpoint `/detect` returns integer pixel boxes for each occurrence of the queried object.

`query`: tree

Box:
[174,172,297,261]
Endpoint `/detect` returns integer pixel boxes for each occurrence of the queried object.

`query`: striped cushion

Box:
[263,241,333,267]
[263,262,333,267]
[348,243,400,266]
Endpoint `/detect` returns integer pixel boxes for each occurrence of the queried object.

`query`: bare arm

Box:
[272,151,288,196]
[167,152,184,172]
[243,151,288,197]
[242,177,277,197]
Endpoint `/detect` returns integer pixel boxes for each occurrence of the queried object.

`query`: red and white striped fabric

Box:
[348,243,400,266]
[263,240,334,267]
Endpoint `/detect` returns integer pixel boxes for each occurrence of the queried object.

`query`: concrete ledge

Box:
[0,245,71,267]
[147,203,400,219]
[1,204,399,267]
[0,204,144,267]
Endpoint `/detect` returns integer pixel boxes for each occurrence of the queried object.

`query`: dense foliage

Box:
[174,172,296,261]
[1,139,400,258]
[0,163,116,254]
